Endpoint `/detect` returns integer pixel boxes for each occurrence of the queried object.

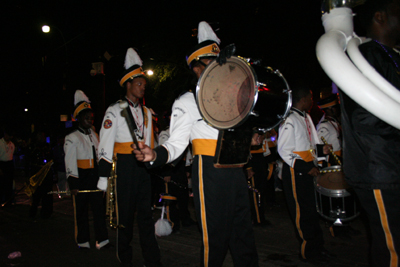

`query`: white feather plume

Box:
[197,21,220,44]
[124,48,143,70]
[74,90,91,105]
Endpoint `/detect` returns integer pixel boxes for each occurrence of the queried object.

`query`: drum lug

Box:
[333,218,343,226]
[250,111,259,117]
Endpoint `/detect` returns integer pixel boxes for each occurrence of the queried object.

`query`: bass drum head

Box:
[196,57,257,130]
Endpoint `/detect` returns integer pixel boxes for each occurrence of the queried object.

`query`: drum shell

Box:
[245,64,292,131]
[314,168,359,222]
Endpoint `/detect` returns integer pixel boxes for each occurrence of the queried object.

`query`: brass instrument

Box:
[25,160,54,197]
[107,156,123,229]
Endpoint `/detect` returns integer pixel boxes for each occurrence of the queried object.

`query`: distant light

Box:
[42,25,50,33]
[24,108,28,112]
[147,70,154,76]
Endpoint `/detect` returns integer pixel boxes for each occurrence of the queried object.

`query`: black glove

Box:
[216,43,236,65]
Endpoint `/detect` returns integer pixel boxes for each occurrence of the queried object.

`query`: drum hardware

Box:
[314,166,359,225]
[47,190,102,194]
[150,173,188,189]
[247,180,261,207]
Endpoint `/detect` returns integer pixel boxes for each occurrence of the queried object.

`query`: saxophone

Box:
[106,156,123,228]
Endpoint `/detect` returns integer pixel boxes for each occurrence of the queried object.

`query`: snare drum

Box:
[314,166,359,224]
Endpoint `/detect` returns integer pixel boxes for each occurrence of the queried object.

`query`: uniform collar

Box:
[291,107,306,117]
[78,127,91,135]
[125,97,140,108]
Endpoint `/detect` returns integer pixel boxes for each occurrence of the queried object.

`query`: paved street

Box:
[1,170,370,267]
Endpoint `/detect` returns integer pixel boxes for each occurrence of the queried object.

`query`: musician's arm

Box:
[278,120,315,174]
[64,134,79,191]
[143,95,193,168]
[98,107,118,179]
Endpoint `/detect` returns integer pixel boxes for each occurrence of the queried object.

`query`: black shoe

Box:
[172,228,181,234]
[320,249,336,259]
[182,218,197,227]
[253,220,271,227]
[299,254,330,266]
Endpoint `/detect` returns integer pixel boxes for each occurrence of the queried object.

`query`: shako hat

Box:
[73,90,92,119]
[186,21,221,67]
[318,93,339,109]
[119,48,144,87]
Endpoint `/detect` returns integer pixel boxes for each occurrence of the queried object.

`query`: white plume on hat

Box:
[124,48,143,70]
[74,90,91,105]
[197,21,220,44]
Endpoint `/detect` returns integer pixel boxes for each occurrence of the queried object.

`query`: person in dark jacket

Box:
[340,1,400,266]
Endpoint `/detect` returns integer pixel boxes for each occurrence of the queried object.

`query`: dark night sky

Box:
[1,0,330,138]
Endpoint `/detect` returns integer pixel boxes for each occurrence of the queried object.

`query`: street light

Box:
[41,24,68,65]
[42,25,50,33]
[145,69,154,76]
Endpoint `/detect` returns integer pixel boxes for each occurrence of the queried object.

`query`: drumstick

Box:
[321,136,342,166]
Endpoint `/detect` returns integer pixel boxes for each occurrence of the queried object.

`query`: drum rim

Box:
[253,68,292,132]
[195,56,259,130]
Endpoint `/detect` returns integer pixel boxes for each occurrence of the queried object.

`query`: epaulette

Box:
[110,100,121,107]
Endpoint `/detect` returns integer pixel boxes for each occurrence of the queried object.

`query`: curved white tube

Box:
[347,38,400,104]
[316,30,400,129]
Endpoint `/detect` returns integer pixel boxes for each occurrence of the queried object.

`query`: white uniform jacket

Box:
[316,114,342,157]
[158,128,170,146]
[64,128,99,179]
[152,91,218,167]
[278,108,325,174]
[98,100,154,177]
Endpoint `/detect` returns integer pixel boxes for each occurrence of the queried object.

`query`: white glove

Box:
[97,177,108,191]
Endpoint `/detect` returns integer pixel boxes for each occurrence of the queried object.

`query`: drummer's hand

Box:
[71,189,79,196]
[216,43,236,65]
[133,143,156,162]
[247,169,255,179]
[308,167,320,177]
[323,144,332,155]
[251,133,261,145]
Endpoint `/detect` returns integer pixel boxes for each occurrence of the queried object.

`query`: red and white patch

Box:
[103,119,112,129]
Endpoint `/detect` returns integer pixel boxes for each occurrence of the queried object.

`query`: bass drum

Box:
[196,56,292,131]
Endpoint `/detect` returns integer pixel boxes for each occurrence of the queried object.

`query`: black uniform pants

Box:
[0,160,14,204]
[282,163,324,259]
[354,188,400,267]
[73,168,108,244]
[248,153,267,224]
[192,155,258,267]
[165,161,191,230]
[29,172,53,218]
[116,154,161,267]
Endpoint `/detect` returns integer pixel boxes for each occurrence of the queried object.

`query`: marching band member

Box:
[340,1,400,265]
[316,93,342,161]
[134,21,259,266]
[96,48,162,267]
[245,130,271,226]
[263,129,280,205]
[64,90,109,249]
[277,86,334,264]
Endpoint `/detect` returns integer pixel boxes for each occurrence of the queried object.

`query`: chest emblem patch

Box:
[103,119,112,129]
